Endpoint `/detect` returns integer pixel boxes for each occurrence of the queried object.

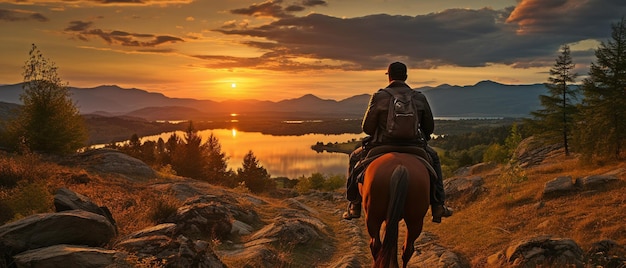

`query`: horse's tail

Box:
[375,165,409,268]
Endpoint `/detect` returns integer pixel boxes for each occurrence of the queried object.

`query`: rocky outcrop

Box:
[488,236,585,267]
[513,137,564,168]
[0,210,116,256]
[13,245,124,268]
[543,170,623,198]
[443,176,486,206]
[54,187,117,234]
[409,232,470,268]
[69,148,156,180]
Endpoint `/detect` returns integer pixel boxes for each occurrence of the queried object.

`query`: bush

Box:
[148,196,180,224]
[3,181,53,222]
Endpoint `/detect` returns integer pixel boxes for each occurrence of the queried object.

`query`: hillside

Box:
[0,141,624,267]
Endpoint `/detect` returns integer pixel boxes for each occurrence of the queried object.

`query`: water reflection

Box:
[140,129,364,179]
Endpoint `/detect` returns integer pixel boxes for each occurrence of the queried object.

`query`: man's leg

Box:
[425,145,453,223]
[343,147,363,220]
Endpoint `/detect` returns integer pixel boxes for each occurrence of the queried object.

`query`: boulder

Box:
[74,148,156,180]
[443,176,485,205]
[543,176,576,197]
[490,235,584,267]
[165,202,232,240]
[0,210,116,256]
[513,137,563,168]
[183,194,261,226]
[13,244,124,268]
[53,187,117,233]
[115,235,226,268]
[577,174,621,190]
[249,210,325,246]
[409,232,470,268]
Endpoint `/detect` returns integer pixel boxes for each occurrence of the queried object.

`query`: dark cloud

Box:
[229,0,326,19]
[230,0,294,18]
[65,20,93,31]
[285,5,305,12]
[63,20,184,47]
[0,9,48,22]
[302,0,327,7]
[210,0,625,72]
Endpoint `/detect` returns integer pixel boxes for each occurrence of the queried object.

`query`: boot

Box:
[342,201,361,220]
[431,204,453,223]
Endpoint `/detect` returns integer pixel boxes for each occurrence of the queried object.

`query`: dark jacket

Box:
[362,80,434,145]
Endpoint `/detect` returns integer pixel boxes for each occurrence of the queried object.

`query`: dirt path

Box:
[294,192,373,267]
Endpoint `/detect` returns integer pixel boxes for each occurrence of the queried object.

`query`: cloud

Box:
[0,8,49,22]
[302,0,327,7]
[64,20,184,47]
[229,0,326,19]
[209,0,625,72]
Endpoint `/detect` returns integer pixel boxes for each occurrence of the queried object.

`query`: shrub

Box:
[148,196,180,224]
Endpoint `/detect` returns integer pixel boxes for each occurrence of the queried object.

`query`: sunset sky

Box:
[1,0,624,102]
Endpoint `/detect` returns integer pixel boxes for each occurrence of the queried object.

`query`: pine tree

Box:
[528,45,579,155]
[575,18,626,160]
[237,150,270,193]
[4,44,87,154]
[171,121,206,179]
[204,132,231,184]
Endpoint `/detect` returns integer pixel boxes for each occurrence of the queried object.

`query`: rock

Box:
[74,148,156,180]
[578,174,620,190]
[454,162,496,177]
[585,239,626,268]
[115,235,226,268]
[165,202,233,240]
[249,210,325,246]
[501,235,584,267]
[409,232,470,268]
[13,244,124,268]
[543,176,576,197]
[183,194,261,226]
[282,198,318,214]
[0,210,116,256]
[124,223,177,239]
[53,187,117,233]
[513,137,563,168]
[443,176,485,204]
[231,220,254,235]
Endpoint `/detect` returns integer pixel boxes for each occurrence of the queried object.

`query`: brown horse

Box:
[359,152,431,268]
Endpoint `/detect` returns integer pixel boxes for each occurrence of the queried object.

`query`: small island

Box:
[311,139,361,154]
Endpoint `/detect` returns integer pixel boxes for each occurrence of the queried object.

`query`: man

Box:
[343,61,453,223]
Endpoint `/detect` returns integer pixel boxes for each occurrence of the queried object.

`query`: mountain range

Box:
[0,80,550,120]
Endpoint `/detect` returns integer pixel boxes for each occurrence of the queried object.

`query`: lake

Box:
[137,128,365,179]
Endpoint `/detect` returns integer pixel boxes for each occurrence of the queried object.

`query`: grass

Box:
[425,152,626,267]
[0,149,624,267]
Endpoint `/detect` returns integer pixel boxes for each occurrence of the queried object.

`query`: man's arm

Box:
[416,93,435,140]
[362,91,382,135]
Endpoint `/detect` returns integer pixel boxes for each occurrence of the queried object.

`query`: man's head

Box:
[386,62,407,81]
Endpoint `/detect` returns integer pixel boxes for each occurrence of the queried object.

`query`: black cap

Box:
[386,62,407,80]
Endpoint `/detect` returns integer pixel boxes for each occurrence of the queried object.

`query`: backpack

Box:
[381,88,420,140]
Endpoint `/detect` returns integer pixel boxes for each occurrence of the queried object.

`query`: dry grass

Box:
[426,153,626,267]
[1,150,624,267]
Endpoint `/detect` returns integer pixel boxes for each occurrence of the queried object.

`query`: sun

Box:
[231,83,237,88]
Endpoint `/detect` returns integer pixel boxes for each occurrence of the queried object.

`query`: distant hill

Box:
[0,81,551,120]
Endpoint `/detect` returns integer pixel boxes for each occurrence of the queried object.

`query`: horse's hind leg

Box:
[401,225,422,268]
[367,220,383,259]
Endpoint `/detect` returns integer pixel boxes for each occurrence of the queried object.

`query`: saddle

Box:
[352,145,436,183]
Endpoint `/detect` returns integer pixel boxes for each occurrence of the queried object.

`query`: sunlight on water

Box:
[134,129,364,179]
